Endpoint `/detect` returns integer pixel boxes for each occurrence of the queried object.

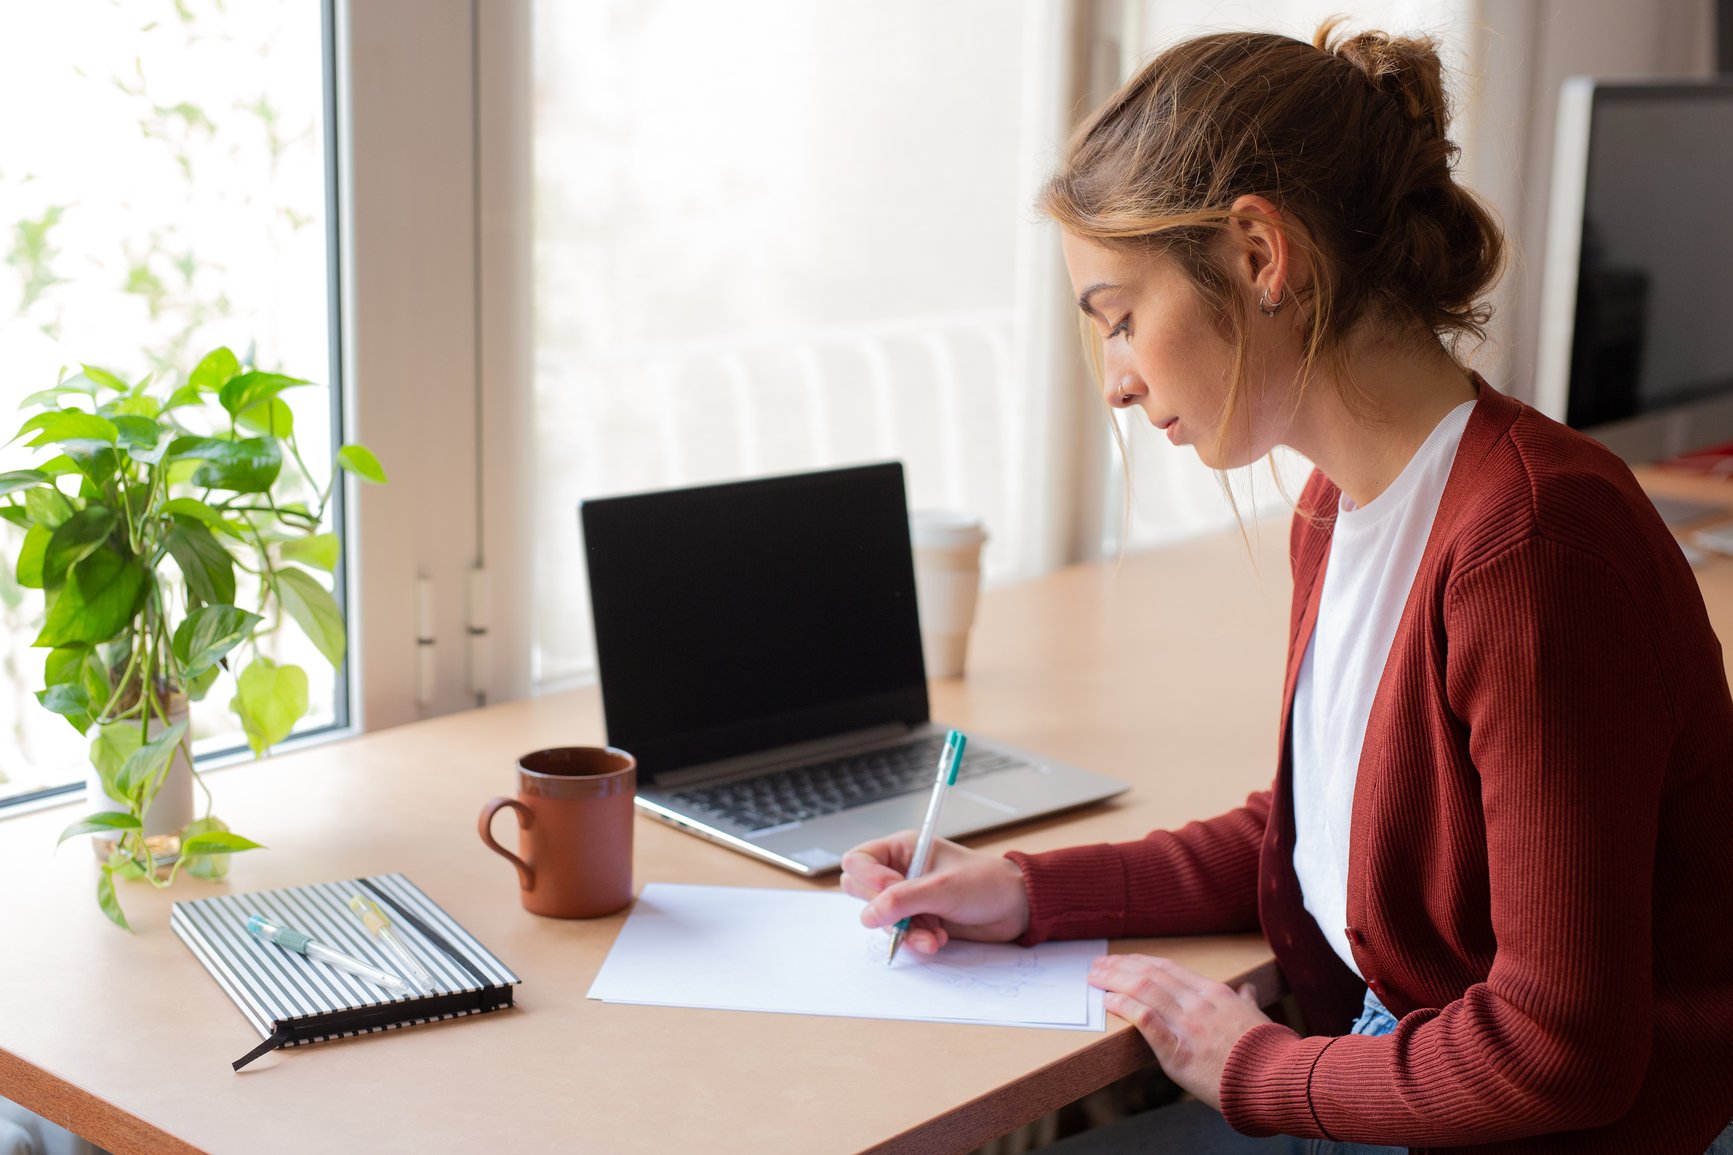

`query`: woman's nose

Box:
[1101,343,1146,408]
[1104,373,1147,409]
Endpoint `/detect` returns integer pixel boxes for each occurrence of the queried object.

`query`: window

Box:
[530,0,1038,689]
[0,1,341,805]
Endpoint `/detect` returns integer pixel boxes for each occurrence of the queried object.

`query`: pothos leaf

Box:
[33,545,146,648]
[233,657,308,754]
[23,410,119,448]
[36,682,92,717]
[57,810,142,846]
[179,830,265,856]
[278,532,338,572]
[188,346,240,393]
[172,604,262,678]
[112,720,188,811]
[0,469,49,498]
[218,370,309,418]
[272,567,345,668]
[15,524,50,589]
[90,723,144,801]
[96,867,132,931]
[165,522,236,608]
[165,435,282,494]
[80,364,130,393]
[23,485,74,529]
[42,504,117,589]
[236,397,293,437]
[161,496,245,540]
[335,443,387,484]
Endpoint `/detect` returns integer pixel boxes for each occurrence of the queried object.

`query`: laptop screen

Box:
[580,463,929,780]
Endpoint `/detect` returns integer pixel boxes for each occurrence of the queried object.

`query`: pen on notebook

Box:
[886,729,966,966]
[349,894,435,990]
[245,914,409,994]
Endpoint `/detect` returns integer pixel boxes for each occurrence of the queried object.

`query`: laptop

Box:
[579,462,1129,876]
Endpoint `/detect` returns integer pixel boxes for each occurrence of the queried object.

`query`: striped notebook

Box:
[171,873,521,1070]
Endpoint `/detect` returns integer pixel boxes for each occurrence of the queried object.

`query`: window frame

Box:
[336,0,535,733]
[0,0,357,815]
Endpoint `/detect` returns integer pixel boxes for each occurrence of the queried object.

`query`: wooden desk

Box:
[4,474,1731,1155]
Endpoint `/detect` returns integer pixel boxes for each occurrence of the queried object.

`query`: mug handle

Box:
[478,797,535,891]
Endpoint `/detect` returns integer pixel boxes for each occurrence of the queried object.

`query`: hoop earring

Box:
[1258,288,1285,317]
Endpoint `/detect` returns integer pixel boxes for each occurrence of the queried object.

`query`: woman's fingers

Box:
[900,917,949,954]
[1091,956,1188,1028]
[1087,953,1273,1112]
[862,871,948,928]
[1103,991,1179,1049]
[842,836,916,925]
[1138,954,1212,993]
[839,872,881,903]
[840,834,917,895]
[843,835,1027,949]
[1091,953,1205,992]
[842,833,915,873]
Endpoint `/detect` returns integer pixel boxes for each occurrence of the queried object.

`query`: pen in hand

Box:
[886,729,967,966]
[246,914,409,994]
[349,895,435,991]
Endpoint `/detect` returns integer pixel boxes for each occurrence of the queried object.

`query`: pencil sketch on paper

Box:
[863,931,1057,998]
[917,944,1059,999]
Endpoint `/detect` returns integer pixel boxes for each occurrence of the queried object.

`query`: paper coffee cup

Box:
[910,511,987,679]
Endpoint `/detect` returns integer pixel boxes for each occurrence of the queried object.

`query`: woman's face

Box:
[1061,232,1297,470]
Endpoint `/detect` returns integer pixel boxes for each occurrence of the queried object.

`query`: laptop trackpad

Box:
[757,786,1018,862]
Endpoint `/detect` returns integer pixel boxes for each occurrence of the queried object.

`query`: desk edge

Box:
[857,955,1283,1155]
[0,1048,208,1155]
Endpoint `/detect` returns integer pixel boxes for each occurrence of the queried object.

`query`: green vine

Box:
[2,348,387,929]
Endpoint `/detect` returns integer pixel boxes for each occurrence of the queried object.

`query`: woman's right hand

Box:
[840,832,1032,955]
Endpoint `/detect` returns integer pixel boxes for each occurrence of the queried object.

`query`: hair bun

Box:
[1042,22,1505,356]
[1316,19,1449,142]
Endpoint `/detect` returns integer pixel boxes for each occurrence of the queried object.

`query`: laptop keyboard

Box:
[670,734,1021,833]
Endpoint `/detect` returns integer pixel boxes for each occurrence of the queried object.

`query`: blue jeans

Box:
[1046,987,1733,1153]
[1347,986,1399,1037]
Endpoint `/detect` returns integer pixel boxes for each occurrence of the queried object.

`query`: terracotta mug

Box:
[478,746,637,918]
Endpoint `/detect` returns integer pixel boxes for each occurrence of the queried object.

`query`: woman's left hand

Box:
[1088,954,1272,1111]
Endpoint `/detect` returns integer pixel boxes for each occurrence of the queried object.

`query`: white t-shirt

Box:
[1291,400,1476,978]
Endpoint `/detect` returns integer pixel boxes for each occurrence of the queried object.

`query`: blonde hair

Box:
[1043,20,1505,513]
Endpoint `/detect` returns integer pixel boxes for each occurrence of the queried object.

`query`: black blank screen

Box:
[581,463,929,780]
[1568,84,1733,428]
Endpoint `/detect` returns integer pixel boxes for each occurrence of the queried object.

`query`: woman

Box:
[841,23,1733,1154]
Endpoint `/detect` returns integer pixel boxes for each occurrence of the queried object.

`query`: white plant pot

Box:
[85,699,195,863]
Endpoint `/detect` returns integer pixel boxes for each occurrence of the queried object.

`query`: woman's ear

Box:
[1226,194,1295,309]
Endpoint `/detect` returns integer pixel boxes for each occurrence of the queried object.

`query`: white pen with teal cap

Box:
[886,729,966,965]
[246,914,408,993]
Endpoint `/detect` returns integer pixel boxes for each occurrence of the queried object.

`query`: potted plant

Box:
[0,347,386,928]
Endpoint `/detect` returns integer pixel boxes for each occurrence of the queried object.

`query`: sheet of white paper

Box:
[587,883,1106,1031]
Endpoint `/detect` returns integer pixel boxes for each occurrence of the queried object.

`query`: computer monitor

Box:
[1534,78,1733,462]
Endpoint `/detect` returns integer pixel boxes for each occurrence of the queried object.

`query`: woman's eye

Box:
[1108,316,1131,339]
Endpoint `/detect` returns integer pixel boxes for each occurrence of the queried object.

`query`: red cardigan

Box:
[1007,385,1733,1154]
